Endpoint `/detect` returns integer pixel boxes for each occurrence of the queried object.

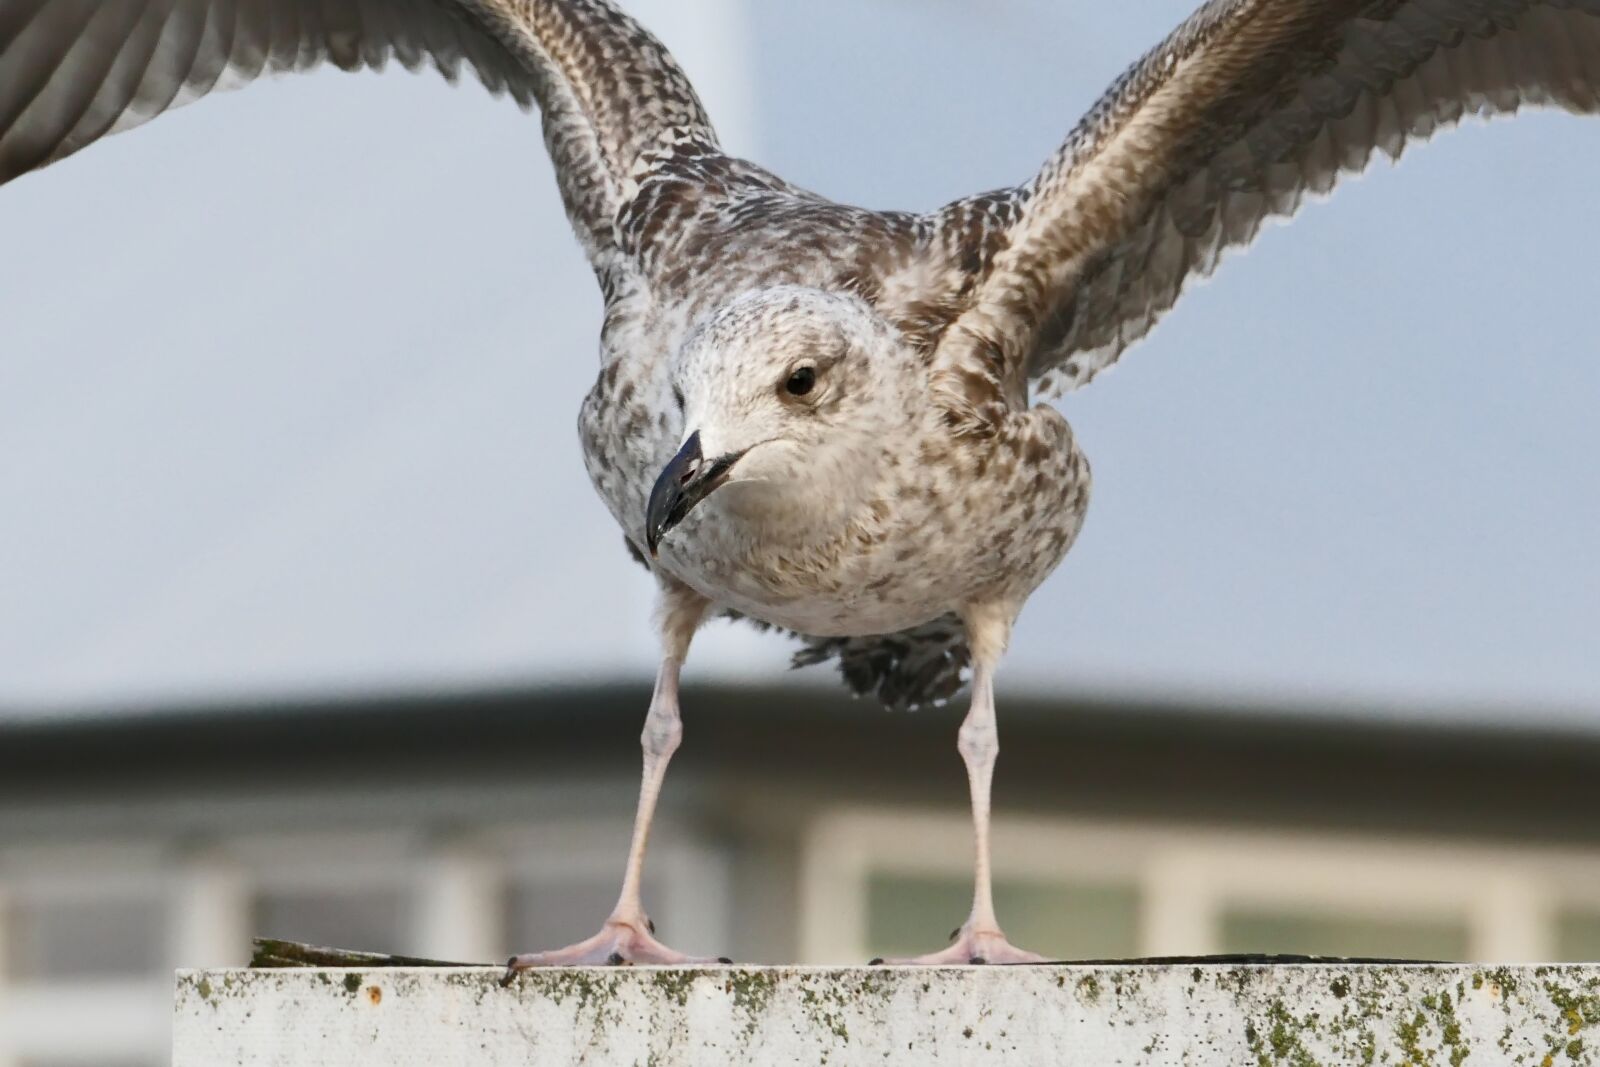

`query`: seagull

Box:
[4,0,1598,969]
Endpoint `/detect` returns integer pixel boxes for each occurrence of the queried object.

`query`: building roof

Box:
[4,682,1595,846]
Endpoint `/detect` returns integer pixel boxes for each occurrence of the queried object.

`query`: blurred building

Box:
[1,682,1597,1067]
[4,3,1599,1067]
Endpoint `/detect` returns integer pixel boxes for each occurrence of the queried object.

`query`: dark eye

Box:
[785,366,816,397]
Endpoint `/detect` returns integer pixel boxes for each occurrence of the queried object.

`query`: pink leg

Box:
[882,606,1045,966]
[503,588,725,980]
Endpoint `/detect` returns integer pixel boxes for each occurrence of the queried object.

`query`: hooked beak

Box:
[645,431,742,557]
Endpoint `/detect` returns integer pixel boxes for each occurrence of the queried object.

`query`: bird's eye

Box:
[785,366,816,397]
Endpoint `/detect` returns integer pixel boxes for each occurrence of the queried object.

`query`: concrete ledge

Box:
[174,963,1600,1065]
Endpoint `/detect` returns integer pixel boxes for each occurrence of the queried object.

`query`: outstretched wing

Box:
[931,0,1600,412]
[0,0,720,277]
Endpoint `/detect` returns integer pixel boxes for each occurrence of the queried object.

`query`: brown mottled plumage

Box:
[6,0,1598,967]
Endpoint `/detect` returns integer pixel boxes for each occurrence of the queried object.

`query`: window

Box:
[801,808,1600,964]
[866,874,1139,960]
[252,888,407,955]
[799,810,1152,962]
[1555,911,1600,963]
[1220,909,1470,961]
[3,893,167,982]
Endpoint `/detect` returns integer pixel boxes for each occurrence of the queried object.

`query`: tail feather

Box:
[630,539,973,711]
[787,614,971,712]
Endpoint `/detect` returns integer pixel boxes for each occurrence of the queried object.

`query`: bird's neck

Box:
[718,477,876,551]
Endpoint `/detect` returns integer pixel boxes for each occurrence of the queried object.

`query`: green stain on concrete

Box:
[1246,998,1325,1067]
[1396,1008,1432,1066]
[547,969,625,1013]
[649,970,697,1008]
[1232,968,1525,1067]
[797,979,853,1043]
[728,970,780,1039]
[177,961,1600,1063]
[1532,973,1600,1067]
[1477,966,1523,1000]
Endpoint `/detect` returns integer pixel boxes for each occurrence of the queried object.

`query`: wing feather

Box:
[0,0,725,277]
[51,2,169,154]
[929,0,1600,407]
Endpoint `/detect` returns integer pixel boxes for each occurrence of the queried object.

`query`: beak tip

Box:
[646,430,739,562]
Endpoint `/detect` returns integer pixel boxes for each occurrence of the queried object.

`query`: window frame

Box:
[798,807,1600,964]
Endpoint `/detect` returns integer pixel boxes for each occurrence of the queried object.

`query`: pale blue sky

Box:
[1,1,1597,724]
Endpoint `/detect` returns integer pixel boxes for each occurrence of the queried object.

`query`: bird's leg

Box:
[880,606,1046,966]
[503,587,724,978]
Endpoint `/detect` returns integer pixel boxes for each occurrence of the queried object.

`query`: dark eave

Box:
[1,681,1595,844]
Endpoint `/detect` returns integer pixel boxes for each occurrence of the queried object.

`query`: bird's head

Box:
[646,286,917,556]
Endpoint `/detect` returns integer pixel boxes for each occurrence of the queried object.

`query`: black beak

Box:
[645,431,741,557]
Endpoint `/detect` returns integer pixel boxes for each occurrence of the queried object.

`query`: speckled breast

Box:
[581,355,1091,638]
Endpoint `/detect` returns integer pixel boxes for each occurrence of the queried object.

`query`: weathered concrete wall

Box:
[174,964,1600,1066]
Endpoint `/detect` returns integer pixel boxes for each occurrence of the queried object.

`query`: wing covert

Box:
[931,0,1600,407]
[0,0,723,277]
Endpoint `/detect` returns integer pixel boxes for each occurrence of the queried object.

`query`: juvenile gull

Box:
[4,0,1599,967]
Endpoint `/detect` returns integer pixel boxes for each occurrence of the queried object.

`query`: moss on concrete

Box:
[173,962,1600,1065]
